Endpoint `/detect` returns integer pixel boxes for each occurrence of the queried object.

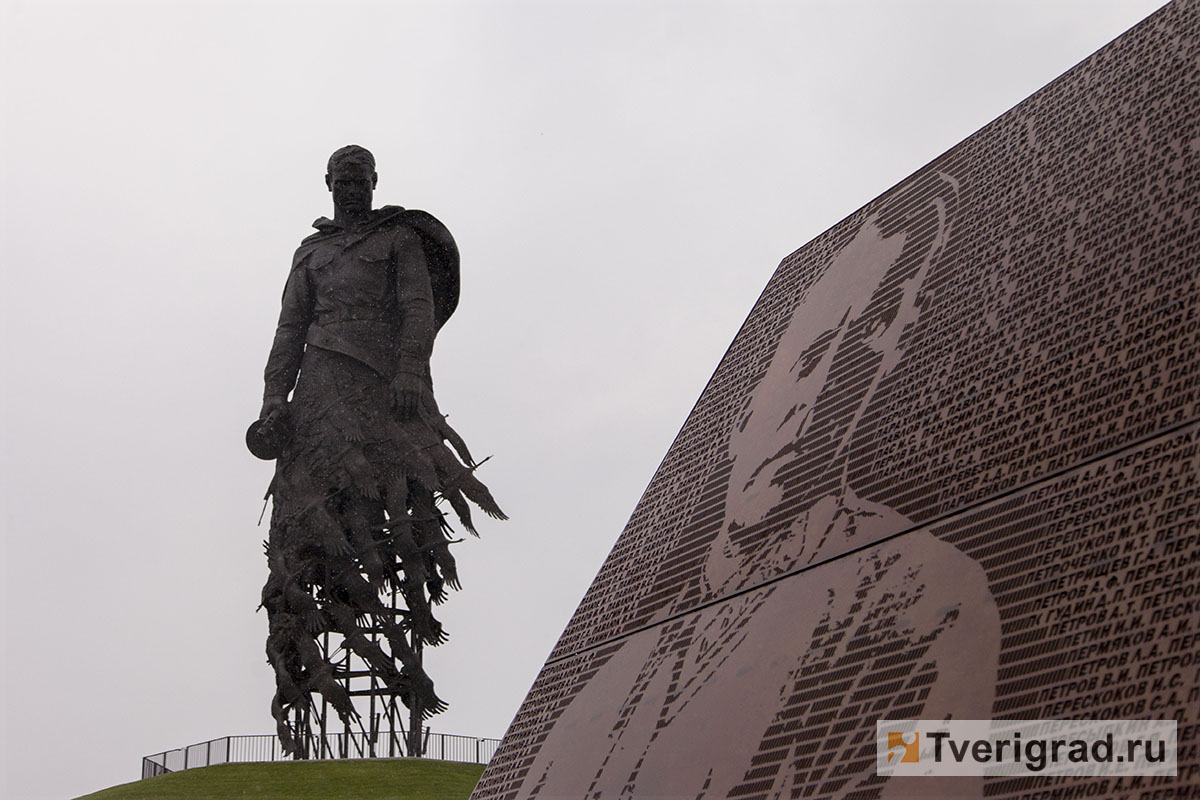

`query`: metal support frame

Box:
[283,587,425,759]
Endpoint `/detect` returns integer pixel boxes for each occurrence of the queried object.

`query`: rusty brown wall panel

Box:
[478,427,1197,799]
[476,1,1199,797]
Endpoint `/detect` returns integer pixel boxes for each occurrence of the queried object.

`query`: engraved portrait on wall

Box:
[521,171,1003,799]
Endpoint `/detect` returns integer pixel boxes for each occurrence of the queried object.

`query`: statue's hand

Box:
[391,372,426,420]
[260,395,289,423]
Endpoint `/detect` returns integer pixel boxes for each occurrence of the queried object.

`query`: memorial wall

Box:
[475,2,1198,797]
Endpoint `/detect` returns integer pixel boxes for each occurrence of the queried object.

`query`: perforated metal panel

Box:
[475,3,1199,797]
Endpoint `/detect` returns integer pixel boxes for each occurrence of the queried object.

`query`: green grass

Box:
[73,759,485,800]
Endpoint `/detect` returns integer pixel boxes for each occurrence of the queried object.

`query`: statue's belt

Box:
[306,324,395,378]
[314,307,394,324]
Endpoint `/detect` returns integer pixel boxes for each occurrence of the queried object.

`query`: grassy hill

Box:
[73,759,485,800]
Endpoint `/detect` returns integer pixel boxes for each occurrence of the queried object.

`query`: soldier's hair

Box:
[327,145,376,175]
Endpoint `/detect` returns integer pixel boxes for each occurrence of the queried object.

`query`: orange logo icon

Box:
[887,731,919,764]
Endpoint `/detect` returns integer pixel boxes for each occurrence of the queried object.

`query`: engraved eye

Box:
[792,341,830,379]
[866,305,899,340]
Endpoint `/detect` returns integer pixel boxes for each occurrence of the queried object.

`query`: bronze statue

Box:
[250,145,504,756]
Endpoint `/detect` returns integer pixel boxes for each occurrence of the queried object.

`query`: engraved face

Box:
[706,174,957,592]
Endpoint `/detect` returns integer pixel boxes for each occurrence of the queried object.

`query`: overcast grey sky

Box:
[0,1,1168,798]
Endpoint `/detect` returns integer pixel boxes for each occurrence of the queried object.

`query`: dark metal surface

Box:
[475,2,1198,797]
[253,146,504,758]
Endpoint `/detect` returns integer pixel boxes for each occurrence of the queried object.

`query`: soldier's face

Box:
[722,217,909,540]
[327,163,376,214]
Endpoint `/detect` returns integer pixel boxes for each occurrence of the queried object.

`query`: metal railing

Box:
[141,730,501,780]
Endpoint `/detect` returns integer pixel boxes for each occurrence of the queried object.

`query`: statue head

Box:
[325,145,378,217]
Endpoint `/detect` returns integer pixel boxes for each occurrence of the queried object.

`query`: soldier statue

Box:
[248,145,504,755]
